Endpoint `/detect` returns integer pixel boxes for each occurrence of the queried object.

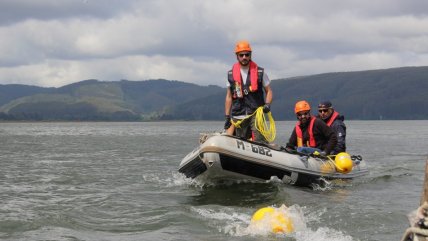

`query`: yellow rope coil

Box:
[231,107,276,143]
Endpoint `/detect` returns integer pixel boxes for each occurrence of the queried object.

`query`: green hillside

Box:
[162,66,428,120]
[272,66,428,120]
[0,66,427,121]
[0,79,223,121]
[0,84,54,106]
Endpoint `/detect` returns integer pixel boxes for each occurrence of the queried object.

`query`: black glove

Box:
[263,104,271,113]
[224,115,231,129]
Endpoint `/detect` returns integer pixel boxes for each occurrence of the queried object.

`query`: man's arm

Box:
[317,119,337,154]
[333,122,346,153]
[264,85,273,105]
[286,128,297,149]
[225,88,232,116]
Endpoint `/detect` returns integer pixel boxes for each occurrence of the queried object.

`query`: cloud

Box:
[0,55,229,87]
[1,0,428,87]
[0,0,137,24]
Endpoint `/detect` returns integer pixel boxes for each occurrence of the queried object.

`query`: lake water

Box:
[0,121,427,241]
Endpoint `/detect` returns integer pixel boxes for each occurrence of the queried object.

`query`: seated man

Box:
[286,100,337,155]
[317,100,346,154]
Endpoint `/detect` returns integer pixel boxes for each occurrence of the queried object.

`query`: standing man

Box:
[286,100,337,155]
[224,40,273,143]
[317,100,346,154]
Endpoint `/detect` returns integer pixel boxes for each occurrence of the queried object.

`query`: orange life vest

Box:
[232,61,258,97]
[296,116,316,147]
[326,111,339,127]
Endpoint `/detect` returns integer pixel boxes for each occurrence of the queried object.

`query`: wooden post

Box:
[421,159,428,206]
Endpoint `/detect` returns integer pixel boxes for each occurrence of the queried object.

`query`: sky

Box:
[1,0,428,88]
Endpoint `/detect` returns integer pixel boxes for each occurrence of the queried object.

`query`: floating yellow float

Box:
[334,152,353,174]
[250,206,294,233]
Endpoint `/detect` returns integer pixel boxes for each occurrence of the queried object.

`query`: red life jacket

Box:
[326,111,339,127]
[232,61,258,97]
[295,116,316,147]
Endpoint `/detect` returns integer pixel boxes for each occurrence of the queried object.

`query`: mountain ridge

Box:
[0,66,427,121]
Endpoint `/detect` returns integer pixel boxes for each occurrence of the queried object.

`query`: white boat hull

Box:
[179,133,369,187]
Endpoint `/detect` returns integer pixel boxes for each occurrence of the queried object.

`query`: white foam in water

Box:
[165,172,196,187]
[191,206,251,235]
[142,171,198,188]
[294,227,354,241]
[267,176,285,184]
[192,204,356,241]
[192,207,250,223]
[311,177,333,191]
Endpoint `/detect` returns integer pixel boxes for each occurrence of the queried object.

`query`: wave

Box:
[191,204,355,241]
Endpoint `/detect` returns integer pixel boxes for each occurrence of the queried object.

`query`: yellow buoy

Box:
[250,206,294,233]
[335,152,353,174]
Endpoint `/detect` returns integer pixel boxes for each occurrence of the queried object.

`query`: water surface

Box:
[0,121,427,241]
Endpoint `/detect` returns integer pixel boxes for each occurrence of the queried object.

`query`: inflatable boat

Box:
[178,133,369,187]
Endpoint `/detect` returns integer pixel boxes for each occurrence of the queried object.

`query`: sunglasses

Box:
[297,111,310,117]
[318,109,329,113]
[238,53,251,58]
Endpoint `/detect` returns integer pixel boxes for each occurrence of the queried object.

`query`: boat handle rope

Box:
[317,152,363,165]
[286,149,363,162]
[286,150,364,173]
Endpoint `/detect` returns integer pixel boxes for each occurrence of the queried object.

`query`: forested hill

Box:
[271,66,428,120]
[0,79,224,121]
[0,66,427,121]
[162,66,428,120]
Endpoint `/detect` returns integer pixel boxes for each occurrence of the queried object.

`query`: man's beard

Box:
[239,59,250,66]
[300,117,310,126]
[321,113,332,121]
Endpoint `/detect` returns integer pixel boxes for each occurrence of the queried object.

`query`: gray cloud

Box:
[1,0,428,87]
[0,0,139,24]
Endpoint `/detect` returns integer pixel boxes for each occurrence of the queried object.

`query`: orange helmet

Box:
[235,40,252,53]
[295,100,311,114]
